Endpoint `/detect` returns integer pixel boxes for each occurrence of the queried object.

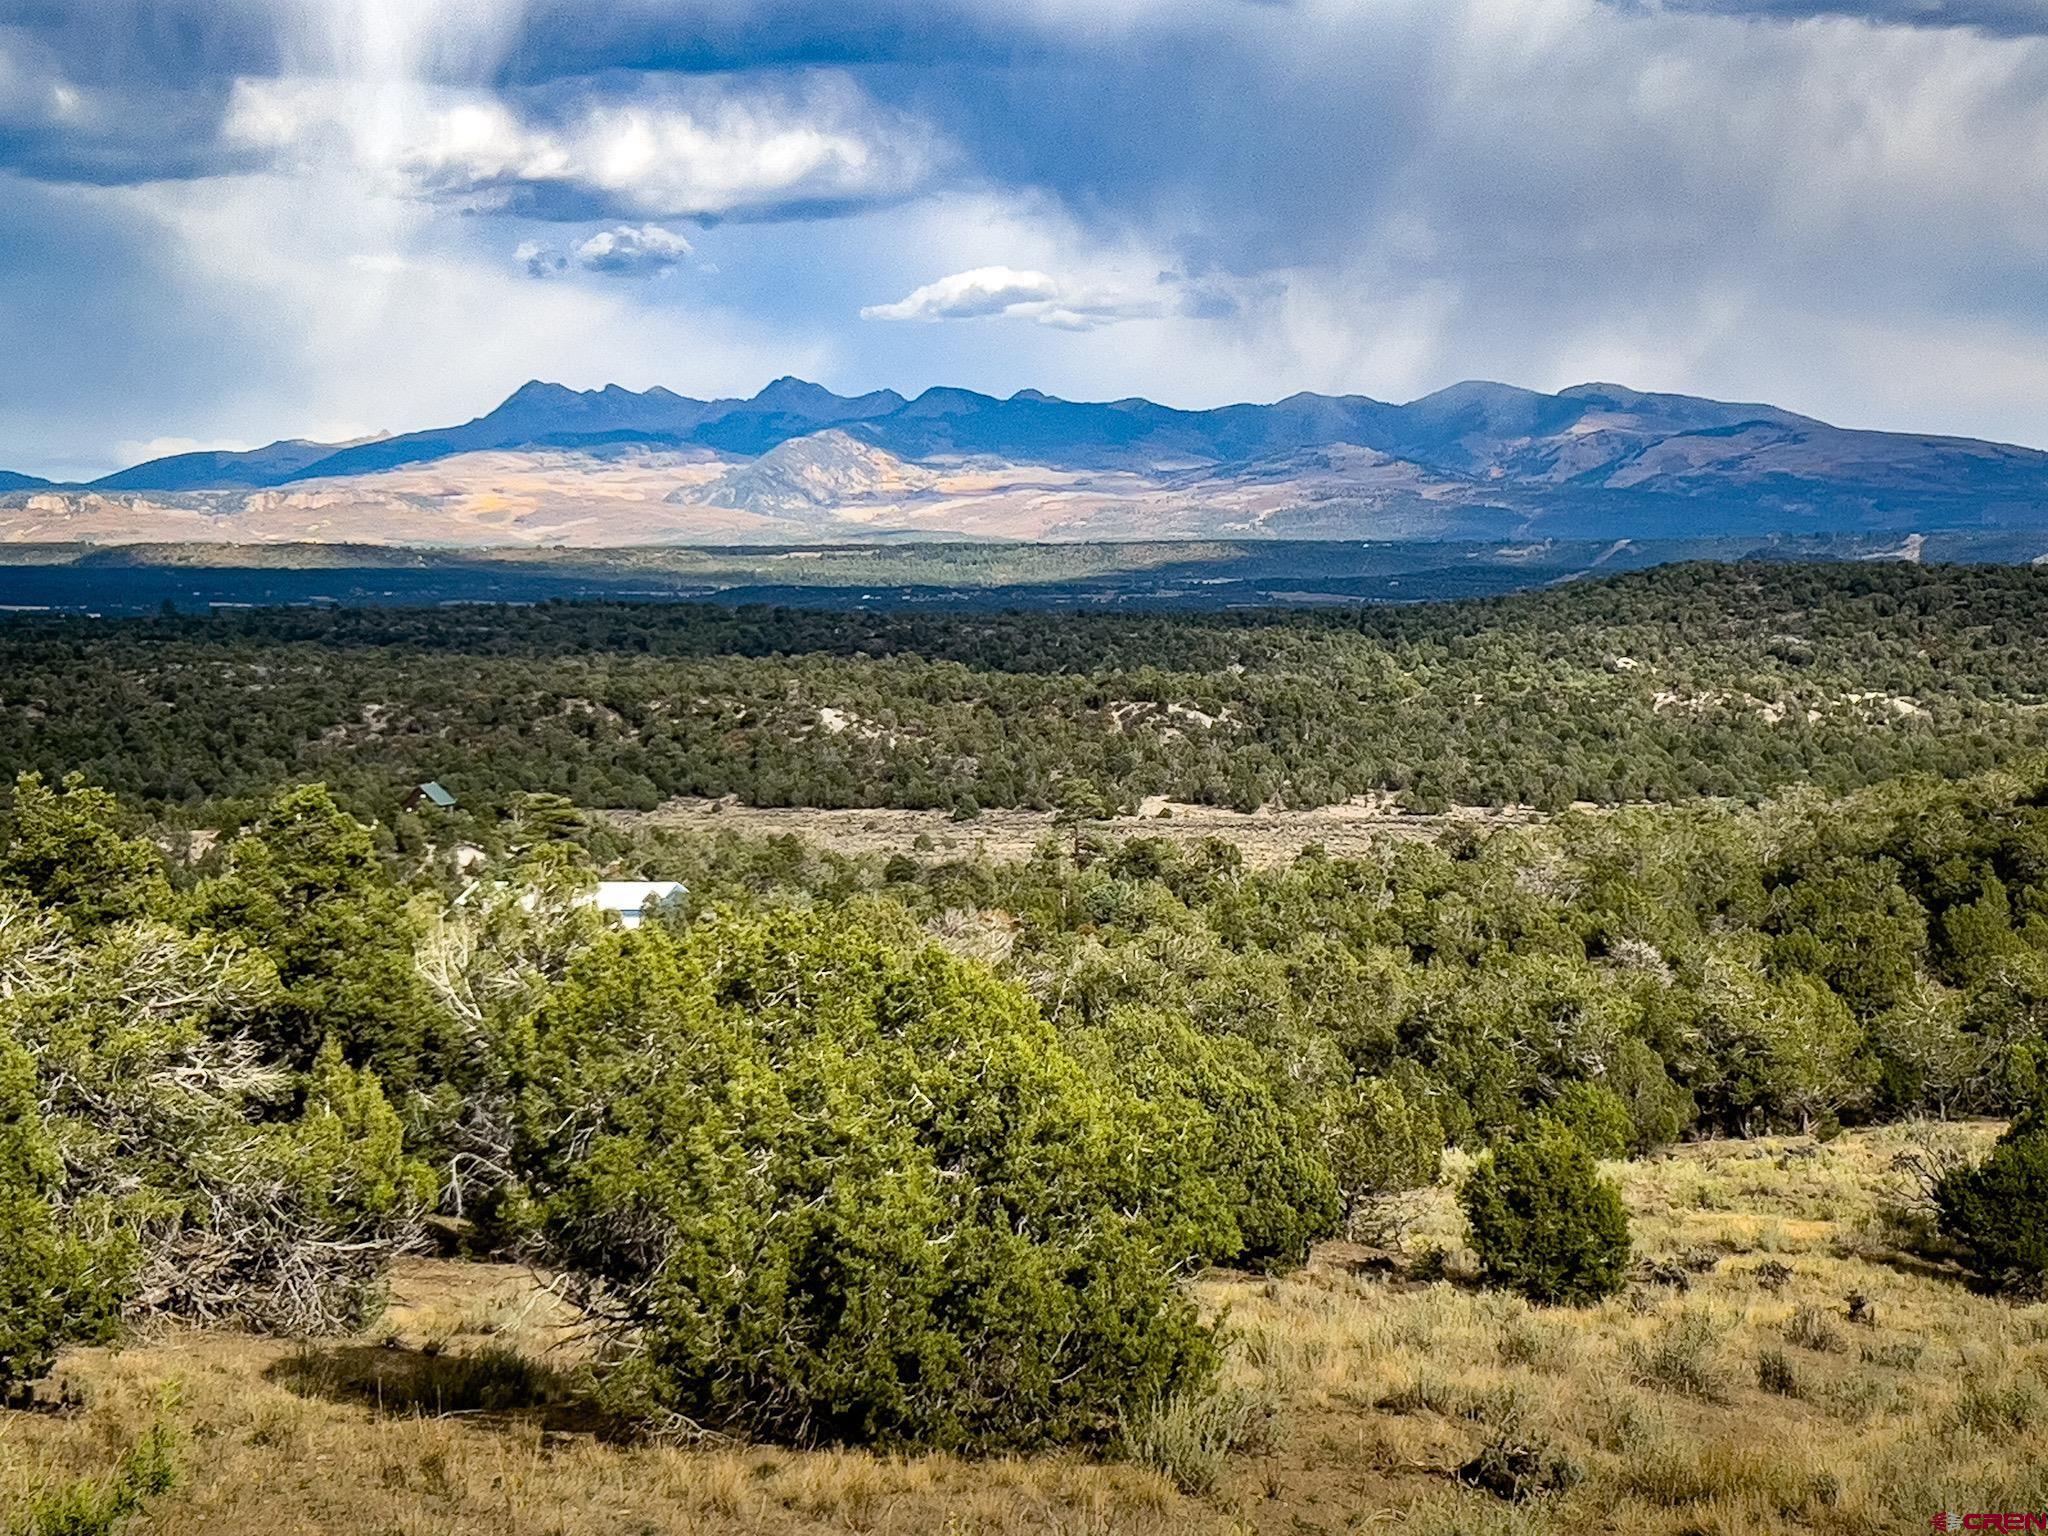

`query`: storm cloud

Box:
[4,0,2048,477]
[1601,0,2048,36]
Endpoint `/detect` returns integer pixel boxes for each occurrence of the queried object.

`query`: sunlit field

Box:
[10,1123,2042,1536]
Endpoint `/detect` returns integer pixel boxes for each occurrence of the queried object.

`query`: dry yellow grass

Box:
[7,1123,2047,1535]
[612,792,1541,870]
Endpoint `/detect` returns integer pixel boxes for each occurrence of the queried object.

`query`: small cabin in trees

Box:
[405,780,458,812]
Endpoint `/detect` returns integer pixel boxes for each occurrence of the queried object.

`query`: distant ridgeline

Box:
[6,374,2048,546]
[0,560,2045,817]
[0,535,2038,616]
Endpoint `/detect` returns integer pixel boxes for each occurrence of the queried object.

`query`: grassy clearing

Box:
[1198,1121,2048,1533]
[5,1125,2047,1534]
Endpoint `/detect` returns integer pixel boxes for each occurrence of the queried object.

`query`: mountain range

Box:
[4,377,2046,548]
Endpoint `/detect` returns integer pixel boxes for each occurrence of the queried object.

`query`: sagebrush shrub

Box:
[7,1410,177,1536]
[1625,1309,1726,1402]
[1860,1339,1924,1370]
[1784,1304,1846,1353]
[1949,1371,2046,1436]
[1461,1124,1631,1305]
[1756,1348,1803,1397]
[1117,1383,1277,1495]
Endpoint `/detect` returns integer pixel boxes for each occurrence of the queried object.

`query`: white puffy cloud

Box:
[861,266,1059,321]
[516,223,695,279]
[574,223,694,274]
[514,239,565,277]
[861,265,1172,328]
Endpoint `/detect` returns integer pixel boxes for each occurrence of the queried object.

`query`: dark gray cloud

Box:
[0,120,253,186]
[487,0,1066,83]
[0,3,284,88]
[1603,0,2048,35]
[0,169,280,478]
[0,16,254,183]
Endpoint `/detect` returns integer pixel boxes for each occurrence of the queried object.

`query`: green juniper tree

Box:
[0,1029,128,1391]
[191,785,440,1088]
[503,907,1220,1451]
[1461,1123,1632,1305]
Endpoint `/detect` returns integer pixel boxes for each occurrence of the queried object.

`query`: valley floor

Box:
[7,1122,2043,1535]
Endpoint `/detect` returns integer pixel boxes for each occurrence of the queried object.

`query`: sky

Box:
[4,0,2048,479]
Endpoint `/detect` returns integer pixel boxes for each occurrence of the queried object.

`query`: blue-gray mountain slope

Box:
[16,376,2047,541]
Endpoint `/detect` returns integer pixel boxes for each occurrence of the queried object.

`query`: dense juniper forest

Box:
[6,560,2048,1530]
[5,561,2048,819]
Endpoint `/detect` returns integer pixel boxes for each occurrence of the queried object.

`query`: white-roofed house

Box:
[588,880,687,930]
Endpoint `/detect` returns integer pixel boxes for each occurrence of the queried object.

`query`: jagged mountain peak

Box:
[749,376,908,421]
[501,378,579,405]
[753,376,838,408]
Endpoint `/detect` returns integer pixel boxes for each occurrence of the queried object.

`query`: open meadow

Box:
[9,1124,2043,1536]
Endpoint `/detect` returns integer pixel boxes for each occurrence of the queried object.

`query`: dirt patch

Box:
[608,795,1546,869]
